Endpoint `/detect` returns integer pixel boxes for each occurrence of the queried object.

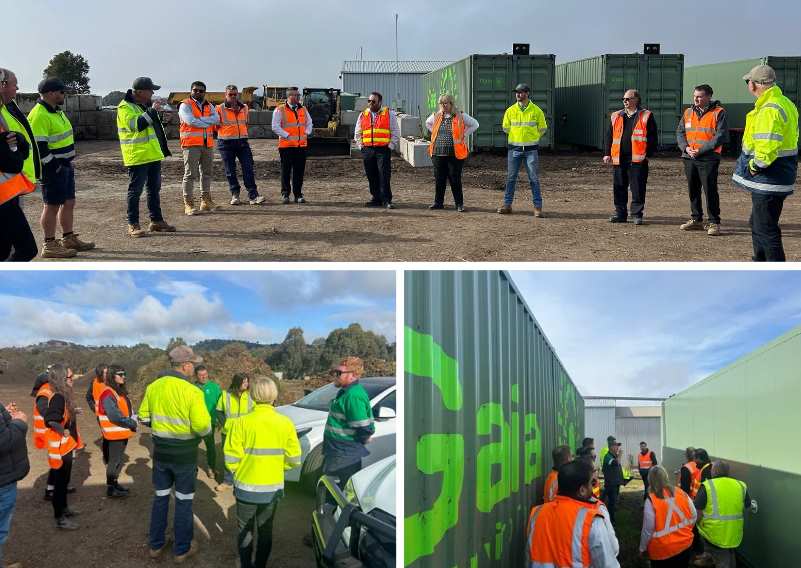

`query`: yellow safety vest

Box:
[138,373,211,441]
[698,477,747,549]
[503,101,547,147]
[27,101,75,165]
[116,99,164,167]
[215,390,254,435]
[0,105,37,183]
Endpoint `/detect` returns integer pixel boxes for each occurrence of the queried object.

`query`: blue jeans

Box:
[0,482,17,565]
[149,461,197,555]
[504,148,542,207]
[218,140,258,199]
[126,161,164,225]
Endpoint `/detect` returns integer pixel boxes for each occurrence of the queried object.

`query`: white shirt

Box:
[589,503,621,568]
[354,108,400,150]
[178,97,219,128]
[424,111,479,136]
[271,104,314,139]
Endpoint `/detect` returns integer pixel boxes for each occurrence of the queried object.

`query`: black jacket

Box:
[0,403,30,486]
[603,108,659,160]
[0,127,30,174]
[2,101,40,179]
[123,90,171,159]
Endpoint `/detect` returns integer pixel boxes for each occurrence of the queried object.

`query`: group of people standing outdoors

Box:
[0,347,375,568]
[529,436,755,567]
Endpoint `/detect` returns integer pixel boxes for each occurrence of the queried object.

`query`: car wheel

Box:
[301,445,324,493]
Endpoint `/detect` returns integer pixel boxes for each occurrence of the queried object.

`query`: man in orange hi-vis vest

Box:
[544,445,572,503]
[272,87,313,204]
[355,92,399,209]
[178,81,220,215]
[603,89,658,225]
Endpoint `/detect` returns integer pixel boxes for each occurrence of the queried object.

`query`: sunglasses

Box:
[115,371,126,377]
[368,99,379,104]
[744,79,751,85]
[331,370,351,376]
[623,97,634,102]
[192,89,206,93]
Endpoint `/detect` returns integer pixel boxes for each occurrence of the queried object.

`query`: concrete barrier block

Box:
[97,124,118,141]
[80,111,99,126]
[98,110,117,126]
[341,110,359,126]
[354,97,369,111]
[64,97,80,112]
[396,113,421,138]
[399,137,431,167]
[164,124,180,139]
[79,95,102,111]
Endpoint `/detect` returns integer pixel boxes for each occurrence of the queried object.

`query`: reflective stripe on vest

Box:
[216,103,249,140]
[116,100,164,167]
[27,102,75,164]
[647,488,695,560]
[277,105,308,148]
[32,383,54,449]
[544,469,558,503]
[610,109,652,164]
[97,387,135,441]
[527,496,601,567]
[179,98,214,148]
[0,117,36,203]
[428,111,469,159]
[505,101,545,146]
[691,463,709,497]
[698,477,746,549]
[684,462,701,498]
[0,107,36,184]
[684,106,724,154]
[45,406,78,470]
[638,452,654,469]
[359,107,391,147]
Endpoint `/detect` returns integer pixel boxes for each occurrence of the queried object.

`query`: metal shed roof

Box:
[341,60,451,74]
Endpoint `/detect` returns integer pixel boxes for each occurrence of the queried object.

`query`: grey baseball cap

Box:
[132,77,161,91]
[743,65,776,84]
[514,83,530,93]
[168,345,203,364]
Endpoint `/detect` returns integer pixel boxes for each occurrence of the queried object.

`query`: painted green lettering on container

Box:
[405,433,465,565]
[476,402,511,512]
[405,326,463,411]
[524,412,542,483]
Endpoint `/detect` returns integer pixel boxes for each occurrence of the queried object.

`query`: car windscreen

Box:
[293,381,391,411]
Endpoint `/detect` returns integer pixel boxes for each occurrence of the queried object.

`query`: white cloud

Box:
[154,279,209,297]
[52,272,140,306]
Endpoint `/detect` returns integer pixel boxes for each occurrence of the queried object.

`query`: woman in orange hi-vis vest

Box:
[97,365,137,498]
[43,364,80,530]
[639,465,697,566]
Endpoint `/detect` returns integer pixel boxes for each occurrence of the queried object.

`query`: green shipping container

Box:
[663,324,801,568]
[555,54,685,149]
[405,271,584,567]
[420,54,556,150]
[684,56,801,142]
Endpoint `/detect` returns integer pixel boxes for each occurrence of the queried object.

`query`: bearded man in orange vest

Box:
[603,89,658,225]
[678,84,729,236]
[178,81,220,215]
[216,85,264,206]
[272,87,313,204]
[355,92,399,209]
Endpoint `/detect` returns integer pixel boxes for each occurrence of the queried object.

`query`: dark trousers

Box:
[279,147,307,199]
[684,159,721,224]
[640,468,650,500]
[750,192,786,261]
[127,161,163,225]
[202,433,216,471]
[149,460,197,555]
[324,460,362,489]
[0,197,37,262]
[612,160,648,219]
[604,484,619,524]
[46,469,56,491]
[650,545,692,567]
[104,439,128,481]
[52,451,73,519]
[237,498,279,568]
[431,155,464,206]
[219,140,258,199]
[362,146,392,204]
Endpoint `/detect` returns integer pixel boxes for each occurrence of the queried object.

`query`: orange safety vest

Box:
[277,104,308,149]
[647,488,695,561]
[638,451,654,469]
[91,379,106,413]
[543,469,559,503]
[691,463,710,497]
[32,383,54,449]
[0,119,36,206]
[683,106,724,155]
[527,496,604,567]
[428,111,469,159]
[216,102,249,141]
[610,109,652,165]
[96,387,135,441]
[592,483,601,499]
[359,107,391,147]
[682,461,701,497]
[45,405,78,470]
[179,98,215,148]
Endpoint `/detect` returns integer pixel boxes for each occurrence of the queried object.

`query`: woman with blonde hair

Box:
[224,376,301,567]
[639,465,697,566]
[425,94,479,212]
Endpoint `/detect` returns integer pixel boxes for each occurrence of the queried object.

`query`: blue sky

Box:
[0,271,396,348]
[510,271,801,398]
[6,0,801,94]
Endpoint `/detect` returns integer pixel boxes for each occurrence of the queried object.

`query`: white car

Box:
[312,455,396,568]
[277,376,396,488]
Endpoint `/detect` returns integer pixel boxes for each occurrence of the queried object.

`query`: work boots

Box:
[61,233,95,251]
[127,224,147,238]
[40,239,77,259]
[184,196,198,216]
[199,192,221,212]
[148,220,176,232]
[107,476,129,498]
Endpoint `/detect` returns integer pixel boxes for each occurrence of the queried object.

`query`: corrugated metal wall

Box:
[555,54,684,149]
[405,271,584,567]
[421,54,556,150]
[342,73,429,116]
[663,324,801,567]
[616,416,662,468]
[584,406,616,453]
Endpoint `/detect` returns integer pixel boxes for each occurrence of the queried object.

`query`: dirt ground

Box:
[1,384,317,568]
[21,140,801,262]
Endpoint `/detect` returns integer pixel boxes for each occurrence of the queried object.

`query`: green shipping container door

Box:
[555,54,684,149]
[684,56,801,143]
[663,324,801,568]
[405,271,583,567]
[421,54,556,150]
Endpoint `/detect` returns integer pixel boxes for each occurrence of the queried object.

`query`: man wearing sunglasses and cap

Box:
[732,64,799,262]
[321,356,374,488]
